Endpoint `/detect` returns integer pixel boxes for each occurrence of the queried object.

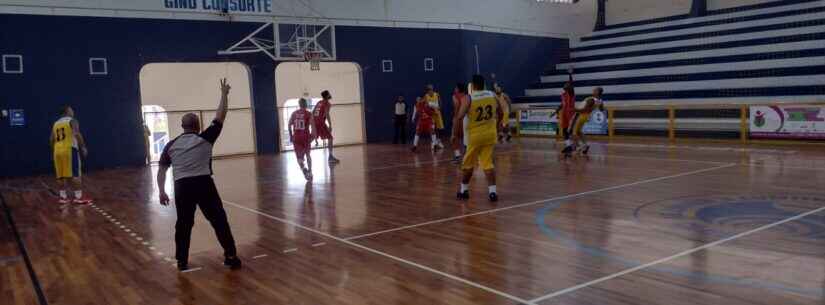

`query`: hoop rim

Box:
[304,51,322,61]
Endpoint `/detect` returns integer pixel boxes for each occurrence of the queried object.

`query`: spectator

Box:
[393,95,408,144]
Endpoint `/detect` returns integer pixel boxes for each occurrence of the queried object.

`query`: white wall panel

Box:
[708,0,777,10]
[275,62,362,107]
[606,0,691,25]
[139,62,252,111]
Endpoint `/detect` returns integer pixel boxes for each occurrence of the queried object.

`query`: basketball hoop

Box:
[305,51,321,71]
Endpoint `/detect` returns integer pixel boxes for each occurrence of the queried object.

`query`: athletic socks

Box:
[74,190,83,199]
[59,190,68,199]
[457,183,470,200]
[453,150,461,157]
[488,185,498,202]
[413,135,420,146]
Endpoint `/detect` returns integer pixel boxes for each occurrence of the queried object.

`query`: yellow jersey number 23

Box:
[466,91,497,146]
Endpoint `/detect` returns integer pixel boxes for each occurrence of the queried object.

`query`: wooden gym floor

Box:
[2,138,825,305]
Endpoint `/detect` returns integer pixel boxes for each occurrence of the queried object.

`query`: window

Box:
[424,58,434,72]
[89,58,108,75]
[382,60,393,73]
[2,55,23,74]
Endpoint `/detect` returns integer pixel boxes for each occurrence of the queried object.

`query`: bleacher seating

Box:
[517,0,825,107]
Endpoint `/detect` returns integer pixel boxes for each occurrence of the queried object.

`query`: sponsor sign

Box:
[751,105,825,139]
[518,109,558,136]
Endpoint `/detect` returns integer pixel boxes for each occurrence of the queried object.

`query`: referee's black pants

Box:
[393,115,407,144]
[173,175,237,264]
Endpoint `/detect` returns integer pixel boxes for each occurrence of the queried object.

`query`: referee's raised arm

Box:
[200,78,231,144]
[214,78,231,124]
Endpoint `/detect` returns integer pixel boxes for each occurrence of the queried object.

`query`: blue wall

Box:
[0,14,566,177]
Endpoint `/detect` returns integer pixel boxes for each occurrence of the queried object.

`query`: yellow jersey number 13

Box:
[52,117,75,152]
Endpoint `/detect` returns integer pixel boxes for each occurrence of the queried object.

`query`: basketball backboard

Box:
[219,23,336,61]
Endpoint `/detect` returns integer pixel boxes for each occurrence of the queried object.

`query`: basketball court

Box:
[2,138,824,305]
[3,1,825,304]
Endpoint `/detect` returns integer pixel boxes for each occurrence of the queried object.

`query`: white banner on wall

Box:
[519,109,558,136]
[750,105,825,139]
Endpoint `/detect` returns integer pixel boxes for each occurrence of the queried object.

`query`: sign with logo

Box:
[162,0,273,13]
[9,109,24,126]
[750,105,825,139]
[518,109,558,136]
[582,109,608,135]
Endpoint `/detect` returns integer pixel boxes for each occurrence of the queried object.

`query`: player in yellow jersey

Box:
[424,84,445,150]
[50,106,90,205]
[571,87,604,155]
[494,83,512,143]
[452,75,509,202]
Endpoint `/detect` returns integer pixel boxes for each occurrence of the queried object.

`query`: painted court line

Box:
[221,200,533,305]
[518,149,728,165]
[529,204,825,303]
[181,267,203,273]
[344,163,736,241]
[253,254,268,259]
[283,248,298,254]
[312,242,326,247]
[366,149,527,172]
[367,157,454,171]
[603,142,798,154]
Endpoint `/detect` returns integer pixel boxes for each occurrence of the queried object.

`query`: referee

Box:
[156,78,241,271]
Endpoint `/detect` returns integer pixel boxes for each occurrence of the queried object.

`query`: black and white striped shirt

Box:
[159,120,222,181]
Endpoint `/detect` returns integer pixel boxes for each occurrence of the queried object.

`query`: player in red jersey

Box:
[559,81,577,157]
[312,90,339,163]
[289,98,314,180]
[411,96,437,152]
[451,83,468,163]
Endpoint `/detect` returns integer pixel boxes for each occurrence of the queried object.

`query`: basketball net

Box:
[305,51,321,71]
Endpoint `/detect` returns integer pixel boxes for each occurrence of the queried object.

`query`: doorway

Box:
[139,62,256,160]
[142,105,170,162]
[275,62,365,151]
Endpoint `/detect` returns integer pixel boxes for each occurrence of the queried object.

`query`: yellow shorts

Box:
[462,144,495,171]
[54,148,81,179]
[433,110,444,130]
[573,113,591,136]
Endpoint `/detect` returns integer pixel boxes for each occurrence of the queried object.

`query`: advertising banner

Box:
[750,105,825,140]
[519,109,558,136]
[582,109,608,135]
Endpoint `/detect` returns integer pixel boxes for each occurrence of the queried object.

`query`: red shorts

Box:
[559,111,575,130]
[293,134,310,159]
[314,121,332,140]
[416,119,433,134]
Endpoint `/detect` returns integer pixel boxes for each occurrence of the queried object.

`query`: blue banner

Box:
[583,110,608,135]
